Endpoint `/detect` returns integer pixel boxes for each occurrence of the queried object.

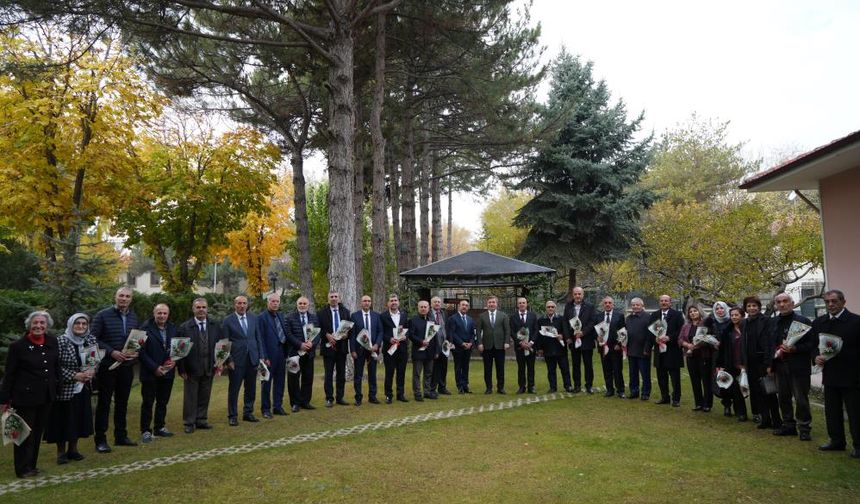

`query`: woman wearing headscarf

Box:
[44,313,96,464]
[679,304,714,411]
[0,311,61,478]
[716,306,748,421]
[706,302,732,416]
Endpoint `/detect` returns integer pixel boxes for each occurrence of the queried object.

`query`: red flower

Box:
[10,431,18,439]
[138,338,146,346]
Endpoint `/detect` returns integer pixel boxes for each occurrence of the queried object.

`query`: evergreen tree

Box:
[513,52,655,289]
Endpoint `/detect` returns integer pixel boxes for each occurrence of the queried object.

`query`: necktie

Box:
[198,321,205,334]
[462,314,467,325]
[435,311,442,325]
[662,311,667,322]
[301,313,307,326]
[334,309,340,330]
[275,314,285,343]
[240,316,247,335]
[521,313,526,324]
[490,311,495,327]
[605,312,610,324]
[365,313,370,332]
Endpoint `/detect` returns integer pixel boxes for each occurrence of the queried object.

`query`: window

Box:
[150,271,161,287]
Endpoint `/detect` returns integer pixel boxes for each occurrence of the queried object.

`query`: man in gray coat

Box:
[477,296,510,394]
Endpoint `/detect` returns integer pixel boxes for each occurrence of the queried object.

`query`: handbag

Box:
[759,375,778,395]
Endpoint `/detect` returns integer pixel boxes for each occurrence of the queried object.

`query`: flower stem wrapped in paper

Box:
[327,320,354,348]
[649,320,668,353]
[299,323,321,356]
[616,327,628,360]
[594,321,610,356]
[81,343,104,372]
[441,339,454,359]
[164,337,193,367]
[738,369,750,398]
[287,355,301,375]
[108,329,148,370]
[213,338,232,376]
[811,333,843,374]
[692,326,720,349]
[516,327,532,356]
[419,323,440,351]
[569,317,583,348]
[387,327,408,356]
[257,360,271,382]
[1,408,31,446]
[539,325,564,348]
[355,328,379,360]
[774,320,812,360]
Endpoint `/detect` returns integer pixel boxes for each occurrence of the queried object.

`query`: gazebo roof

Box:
[399,250,555,285]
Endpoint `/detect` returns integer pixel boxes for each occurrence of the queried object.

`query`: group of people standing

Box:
[1,285,857,479]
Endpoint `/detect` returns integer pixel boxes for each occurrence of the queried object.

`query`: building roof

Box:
[739,129,860,192]
[399,250,555,278]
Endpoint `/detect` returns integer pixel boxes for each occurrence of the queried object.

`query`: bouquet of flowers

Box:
[327,320,354,348]
[355,328,379,360]
[616,327,628,360]
[299,323,321,356]
[738,369,750,398]
[387,327,408,356]
[692,326,720,349]
[1,408,31,447]
[649,320,668,353]
[441,340,454,358]
[569,317,583,348]
[81,343,103,372]
[539,325,564,348]
[108,329,148,370]
[164,337,193,367]
[287,355,301,375]
[594,321,610,356]
[811,333,843,374]
[715,369,734,389]
[419,323,440,351]
[213,338,232,376]
[516,327,532,356]
[774,320,812,360]
[257,360,271,382]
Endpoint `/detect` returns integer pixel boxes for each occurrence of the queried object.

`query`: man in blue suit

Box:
[350,295,383,405]
[256,293,289,420]
[285,296,320,412]
[224,295,266,425]
[446,300,477,394]
[139,303,178,442]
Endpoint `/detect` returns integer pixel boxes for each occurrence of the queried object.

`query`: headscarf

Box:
[65,312,91,347]
[712,301,730,324]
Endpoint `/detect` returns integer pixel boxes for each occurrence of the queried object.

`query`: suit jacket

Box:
[285,310,321,358]
[742,314,774,365]
[477,310,510,350]
[770,312,815,373]
[510,310,538,354]
[318,304,352,357]
[139,318,178,382]
[650,308,684,369]
[625,311,653,358]
[812,309,860,388]
[408,315,438,361]
[177,318,222,377]
[380,309,409,356]
[446,312,476,351]
[0,334,61,407]
[350,310,384,354]
[593,310,626,354]
[535,314,566,357]
[228,311,265,367]
[429,308,449,358]
[563,301,597,349]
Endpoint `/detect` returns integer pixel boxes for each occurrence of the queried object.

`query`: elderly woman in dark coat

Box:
[0,311,61,478]
[44,313,97,464]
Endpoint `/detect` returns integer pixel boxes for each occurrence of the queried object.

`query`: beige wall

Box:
[820,165,860,312]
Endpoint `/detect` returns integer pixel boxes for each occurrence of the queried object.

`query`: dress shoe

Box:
[115,437,138,447]
[572,386,582,393]
[66,451,85,461]
[654,398,670,405]
[640,395,650,401]
[414,396,424,402]
[799,431,812,441]
[243,414,260,422]
[627,393,640,400]
[818,442,846,451]
[756,421,774,430]
[752,415,762,424]
[301,403,316,410]
[325,400,334,408]
[585,387,594,395]
[485,388,493,394]
[439,389,452,396]
[604,391,615,398]
[184,425,195,434]
[141,431,153,443]
[336,399,349,406]
[369,397,380,404]
[516,387,526,394]
[154,428,174,437]
[397,396,409,403]
[458,389,465,394]
[724,407,733,417]
[355,399,363,406]
[21,469,39,478]
[702,407,711,413]
[196,423,213,430]
[497,389,506,394]
[616,392,625,399]
[57,453,68,465]
[851,449,860,458]
[273,408,289,416]
[291,405,301,413]
[262,411,273,419]
[564,387,574,393]
[737,415,748,422]
[671,401,680,407]
[773,426,797,436]
[692,406,703,412]
[548,388,558,393]
[464,387,472,394]
[385,396,393,404]
[426,393,438,400]
[228,417,239,426]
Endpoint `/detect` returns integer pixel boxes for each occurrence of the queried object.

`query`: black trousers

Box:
[453,349,472,391]
[288,353,315,406]
[12,403,50,477]
[323,352,347,401]
[384,349,408,398]
[431,355,449,392]
[228,360,257,418]
[353,350,378,401]
[775,364,812,433]
[725,375,748,417]
[544,354,571,391]
[570,347,594,389]
[687,354,714,408]
[824,385,860,448]
[657,366,681,402]
[600,349,625,394]
[748,356,781,425]
[482,348,506,391]
[515,350,536,389]
[95,363,134,442]
[140,377,174,433]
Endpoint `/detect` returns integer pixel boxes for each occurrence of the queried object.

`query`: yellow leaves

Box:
[476,189,531,257]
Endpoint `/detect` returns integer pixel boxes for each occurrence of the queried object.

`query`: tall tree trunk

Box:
[370,12,388,312]
[418,128,431,266]
[430,151,441,263]
[446,179,453,257]
[399,110,416,272]
[568,268,577,294]
[389,158,401,269]
[353,127,365,304]
[290,151,315,310]
[326,15,357,310]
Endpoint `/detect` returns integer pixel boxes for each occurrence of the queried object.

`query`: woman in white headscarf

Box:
[706,301,733,416]
[44,313,97,464]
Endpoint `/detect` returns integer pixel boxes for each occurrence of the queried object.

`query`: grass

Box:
[2,358,858,503]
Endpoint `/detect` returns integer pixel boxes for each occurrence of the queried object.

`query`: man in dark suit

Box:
[625,297,653,400]
[595,296,626,398]
[535,300,572,393]
[318,291,352,407]
[769,292,814,440]
[814,289,860,458]
[285,296,320,412]
[380,294,409,403]
[447,300,476,394]
[650,294,684,407]
[226,295,265,424]
[563,286,597,394]
[510,296,538,394]
[429,296,452,396]
[477,296,510,394]
[350,295,383,405]
[409,300,438,401]
[139,303,178,442]
[177,297,222,433]
[255,294,286,419]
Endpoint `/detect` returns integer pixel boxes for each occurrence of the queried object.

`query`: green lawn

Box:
[2,359,858,503]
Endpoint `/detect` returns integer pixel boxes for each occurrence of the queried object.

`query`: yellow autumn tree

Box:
[475,189,531,257]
